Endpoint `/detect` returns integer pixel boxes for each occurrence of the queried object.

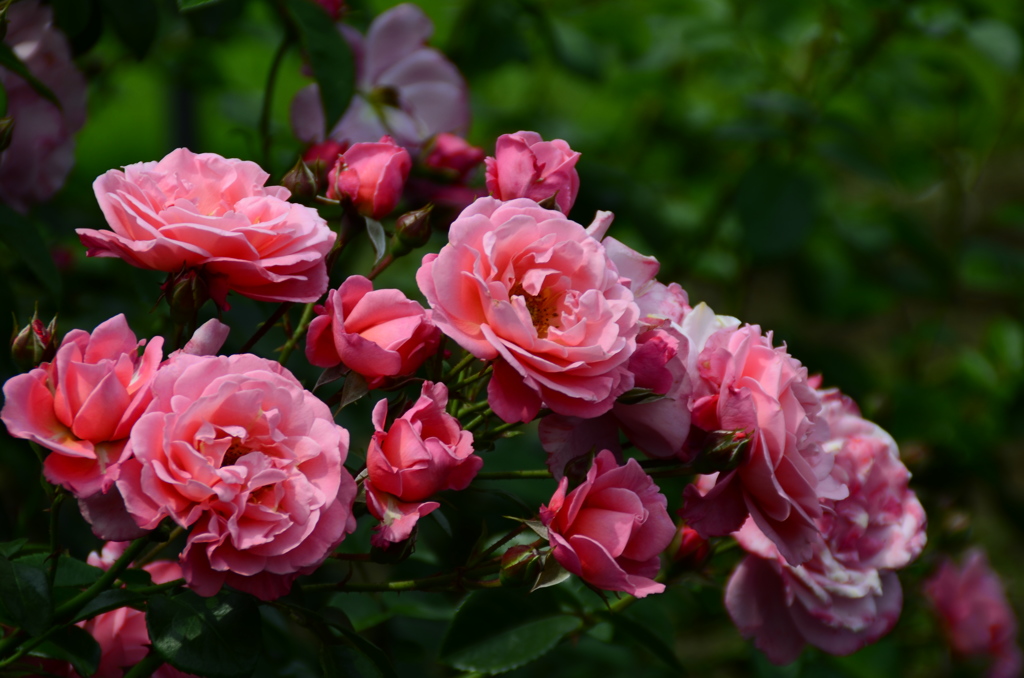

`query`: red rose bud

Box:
[499,544,543,587]
[691,429,750,474]
[391,204,433,257]
[281,158,319,202]
[327,136,412,220]
[160,266,213,322]
[0,117,13,154]
[10,310,57,371]
[669,525,709,570]
[424,133,485,179]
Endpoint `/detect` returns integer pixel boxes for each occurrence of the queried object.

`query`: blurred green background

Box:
[3,0,1024,675]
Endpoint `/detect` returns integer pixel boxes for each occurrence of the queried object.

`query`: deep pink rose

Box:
[424,133,485,179]
[291,3,468,149]
[364,382,481,546]
[540,450,674,598]
[1,314,163,497]
[485,131,581,214]
[0,0,87,212]
[417,197,639,423]
[681,324,847,565]
[724,389,926,665]
[116,354,357,601]
[326,136,412,219]
[77,148,335,309]
[925,549,1023,678]
[77,543,193,678]
[305,275,440,388]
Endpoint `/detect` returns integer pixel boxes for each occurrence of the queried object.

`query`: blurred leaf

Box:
[0,43,58,107]
[73,589,146,623]
[51,0,103,55]
[0,205,62,299]
[0,539,27,559]
[339,372,369,410]
[284,0,355,134]
[31,624,101,677]
[967,19,1021,72]
[147,589,260,678]
[97,0,159,59]
[601,611,686,673]
[178,0,225,10]
[0,553,52,636]
[447,0,531,76]
[735,160,818,260]
[440,588,582,673]
[14,554,103,589]
[322,644,387,678]
[329,627,398,678]
[365,218,386,264]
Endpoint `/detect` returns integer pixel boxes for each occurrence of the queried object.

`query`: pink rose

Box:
[116,354,357,601]
[302,139,348,184]
[291,3,468,149]
[77,148,335,309]
[681,324,847,565]
[0,0,87,212]
[424,133,485,179]
[326,136,412,219]
[305,275,440,388]
[416,197,639,423]
[364,382,481,546]
[485,131,581,214]
[1,314,163,497]
[77,543,193,678]
[540,450,675,598]
[925,549,1023,678]
[724,389,926,664]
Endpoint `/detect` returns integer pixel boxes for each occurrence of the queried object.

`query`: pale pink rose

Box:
[417,197,639,423]
[77,149,335,309]
[484,131,581,214]
[681,324,847,566]
[364,382,481,546]
[305,275,440,388]
[291,3,468,149]
[925,549,1023,678]
[424,133,485,179]
[1,314,163,497]
[540,450,675,598]
[116,354,357,601]
[0,0,87,212]
[77,543,192,678]
[724,389,926,664]
[326,136,412,219]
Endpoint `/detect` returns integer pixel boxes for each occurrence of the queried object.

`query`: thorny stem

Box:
[456,400,492,419]
[259,35,292,168]
[367,252,394,281]
[136,526,185,568]
[303,561,501,593]
[278,302,316,364]
[240,301,293,354]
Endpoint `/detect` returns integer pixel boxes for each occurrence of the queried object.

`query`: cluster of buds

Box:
[10,307,57,371]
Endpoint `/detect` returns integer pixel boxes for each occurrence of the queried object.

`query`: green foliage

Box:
[284,0,355,135]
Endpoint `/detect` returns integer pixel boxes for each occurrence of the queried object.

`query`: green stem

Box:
[136,526,185,568]
[304,562,501,593]
[451,365,493,391]
[259,35,292,169]
[443,353,478,381]
[240,302,292,354]
[278,302,316,365]
[46,491,65,590]
[470,523,527,566]
[456,401,491,419]
[367,252,394,281]
[53,537,150,622]
[475,470,551,480]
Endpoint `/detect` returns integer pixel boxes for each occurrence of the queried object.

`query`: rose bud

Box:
[424,133,485,179]
[500,544,543,588]
[302,139,347,185]
[391,204,433,257]
[669,526,709,570]
[485,131,581,214]
[280,157,319,201]
[10,309,57,371]
[327,136,412,219]
[159,265,212,327]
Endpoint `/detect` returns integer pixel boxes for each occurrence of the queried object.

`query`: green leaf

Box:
[967,19,1021,72]
[284,0,355,135]
[601,611,686,673]
[530,554,570,592]
[365,218,386,264]
[735,160,818,260]
[0,554,52,636]
[147,590,261,678]
[74,589,146,623]
[440,588,582,674]
[322,644,386,678]
[117,568,154,588]
[331,628,399,678]
[177,0,225,10]
[0,205,62,298]
[0,43,59,107]
[96,0,159,59]
[14,554,103,589]
[0,539,28,559]
[31,624,101,678]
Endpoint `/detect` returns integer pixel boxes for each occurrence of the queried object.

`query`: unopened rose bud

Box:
[668,525,709,570]
[302,139,347,186]
[160,266,211,326]
[10,309,57,371]
[499,544,543,587]
[390,204,433,257]
[327,136,412,220]
[0,117,13,154]
[691,429,750,474]
[280,158,318,202]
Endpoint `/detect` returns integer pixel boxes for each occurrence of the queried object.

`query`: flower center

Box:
[222,436,250,466]
[510,283,559,339]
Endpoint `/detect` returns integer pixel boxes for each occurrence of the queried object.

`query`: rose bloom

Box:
[305,275,440,388]
[417,197,639,423]
[485,131,581,215]
[1,314,163,498]
[76,543,194,678]
[291,3,468,149]
[0,0,87,213]
[681,324,847,566]
[925,549,1023,678]
[724,389,926,665]
[364,382,481,546]
[116,353,357,601]
[326,136,412,219]
[540,450,674,598]
[77,148,335,309]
